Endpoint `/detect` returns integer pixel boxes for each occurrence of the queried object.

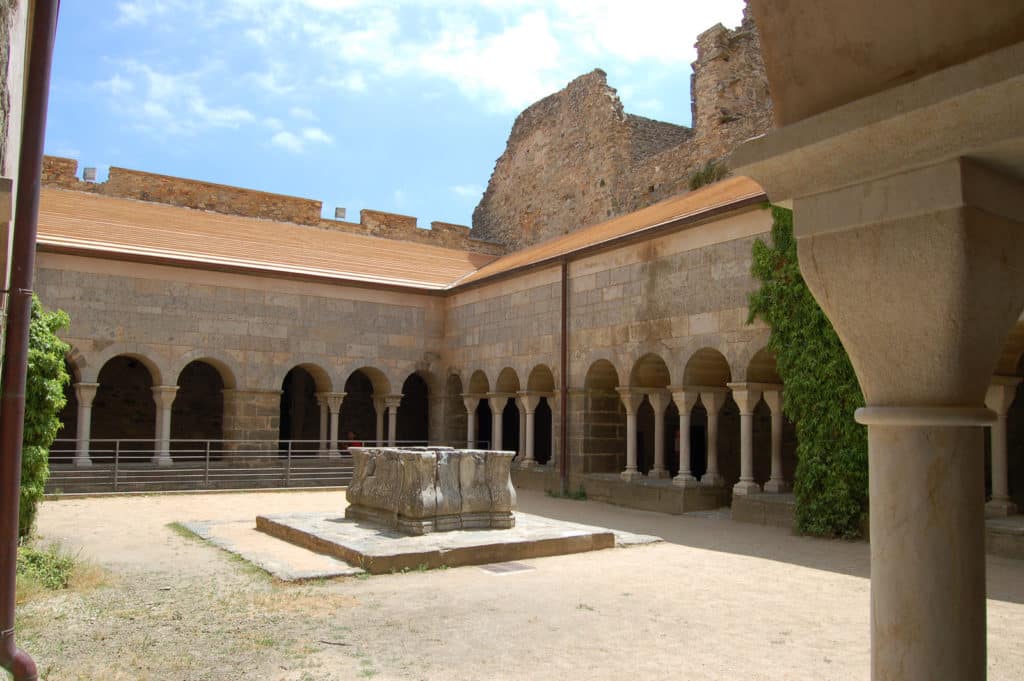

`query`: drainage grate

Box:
[479,561,536,575]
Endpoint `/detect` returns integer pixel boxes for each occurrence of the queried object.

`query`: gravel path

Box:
[20,489,1024,680]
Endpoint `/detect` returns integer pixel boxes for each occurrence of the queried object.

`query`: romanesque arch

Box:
[171,360,227,459]
[628,353,676,476]
[444,373,466,445]
[526,364,556,464]
[468,370,492,447]
[279,363,331,454]
[682,347,734,482]
[494,367,521,453]
[340,367,387,445]
[582,359,625,474]
[397,372,430,444]
[92,354,158,462]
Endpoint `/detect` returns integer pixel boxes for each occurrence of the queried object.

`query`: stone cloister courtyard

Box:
[18,488,1024,680]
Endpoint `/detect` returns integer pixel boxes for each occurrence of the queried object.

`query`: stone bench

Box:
[345,447,516,535]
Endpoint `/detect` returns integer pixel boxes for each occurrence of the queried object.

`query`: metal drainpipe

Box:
[0,2,61,680]
[559,257,568,494]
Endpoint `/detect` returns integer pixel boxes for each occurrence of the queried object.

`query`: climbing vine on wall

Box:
[20,295,70,538]
[747,206,868,538]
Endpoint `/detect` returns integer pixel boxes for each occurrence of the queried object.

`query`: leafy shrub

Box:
[747,206,868,538]
[688,160,730,190]
[16,543,76,590]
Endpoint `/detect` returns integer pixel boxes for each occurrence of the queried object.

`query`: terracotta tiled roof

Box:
[36,188,499,290]
[36,176,765,292]
[453,175,766,286]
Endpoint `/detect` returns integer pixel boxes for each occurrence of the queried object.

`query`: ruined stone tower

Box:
[471,6,772,249]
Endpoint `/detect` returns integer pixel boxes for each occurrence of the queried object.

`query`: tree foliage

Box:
[19,295,70,539]
[747,206,868,538]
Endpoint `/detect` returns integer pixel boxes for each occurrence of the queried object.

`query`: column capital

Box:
[763,389,784,413]
[516,391,548,413]
[487,393,513,411]
[615,387,645,414]
[669,386,700,413]
[324,392,346,413]
[644,388,671,412]
[697,388,727,414]
[151,385,179,409]
[986,376,1022,416]
[74,382,100,404]
[384,394,403,410]
[727,382,764,415]
[462,394,482,412]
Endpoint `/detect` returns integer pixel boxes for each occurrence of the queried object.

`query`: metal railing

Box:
[45,438,444,495]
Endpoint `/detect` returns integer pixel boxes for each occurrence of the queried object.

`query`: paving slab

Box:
[183,519,364,581]
[255,511,626,574]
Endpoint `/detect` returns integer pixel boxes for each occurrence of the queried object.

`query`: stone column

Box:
[762,389,789,493]
[385,395,402,446]
[986,377,1021,516]
[729,383,763,495]
[699,390,725,487]
[734,151,1024,681]
[518,392,542,468]
[373,396,385,445]
[315,392,329,457]
[616,388,644,481]
[73,382,99,467]
[221,388,283,457]
[463,395,480,448]
[671,388,699,487]
[647,389,671,479]
[325,392,345,456]
[517,400,527,457]
[488,394,508,450]
[151,385,179,467]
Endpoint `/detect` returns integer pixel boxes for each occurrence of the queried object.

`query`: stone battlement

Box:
[41,156,505,256]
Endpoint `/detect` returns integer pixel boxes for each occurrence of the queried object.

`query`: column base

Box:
[518,458,537,470]
[151,456,173,467]
[673,474,700,488]
[985,498,1019,517]
[732,480,762,496]
[701,473,725,487]
[73,457,93,468]
[620,469,643,482]
[763,478,790,494]
[648,468,670,479]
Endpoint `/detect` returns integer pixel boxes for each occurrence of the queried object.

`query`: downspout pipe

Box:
[1,2,61,680]
[559,257,568,494]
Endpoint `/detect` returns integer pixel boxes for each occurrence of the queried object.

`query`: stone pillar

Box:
[671,388,700,487]
[762,389,789,493]
[517,400,527,457]
[729,383,763,495]
[616,388,644,481]
[699,390,725,487]
[151,386,179,467]
[373,396,385,445]
[518,392,542,468]
[463,395,480,448]
[647,389,671,479]
[986,377,1021,516]
[325,392,345,456]
[385,395,402,446]
[315,392,329,457]
[733,153,1024,681]
[488,394,508,450]
[221,388,283,457]
[73,382,99,467]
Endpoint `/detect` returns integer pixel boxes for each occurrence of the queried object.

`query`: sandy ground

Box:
[19,489,1024,681]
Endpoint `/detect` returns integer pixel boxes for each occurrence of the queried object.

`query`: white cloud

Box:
[302,127,334,144]
[290,107,317,121]
[263,116,284,129]
[96,74,133,96]
[271,131,305,153]
[318,72,367,93]
[451,183,482,199]
[392,189,407,208]
[249,62,295,95]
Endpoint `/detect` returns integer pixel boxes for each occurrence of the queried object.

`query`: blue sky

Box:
[45,1,746,228]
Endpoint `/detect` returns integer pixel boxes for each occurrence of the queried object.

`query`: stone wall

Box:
[471,5,772,248]
[40,156,505,256]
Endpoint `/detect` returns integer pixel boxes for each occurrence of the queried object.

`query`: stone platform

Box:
[257,511,618,574]
[731,492,796,528]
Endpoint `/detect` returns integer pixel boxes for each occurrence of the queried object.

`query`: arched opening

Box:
[444,374,466,446]
[1003,352,1024,511]
[93,355,157,463]
[279,365,328,455]
[747,348,782,384]
[476,399,493,448]
[397,373,429,445]
[494,367,520,452]
[52,357,79,465]
[340,370,377,445]
[583,359,624,474]
[468,370,490,395]
[630,353,671,477]
[172,361,225,460]
[683,348,733,484]
[535,399,553,464]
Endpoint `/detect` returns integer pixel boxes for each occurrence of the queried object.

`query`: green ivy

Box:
[19,295,70,539]
[688,160,730,190]
[747,207,868,538]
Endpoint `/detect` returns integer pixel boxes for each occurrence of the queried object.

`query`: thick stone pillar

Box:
[73,382,99,467]
[647,389,671,479]
[671,388,699,487]
[462,395,480,448]
[325,392,345,456]
[385,395,401,446]
[488,394,509,450]
[222,388,282,456]
[986,377,1021,516]
[518,392,543,468]
[616,388,644,481]
[699,389,725,487]
[315,392,329,457]
[151,385,178,467]
[373,396,385,445]
[729,383,763,495]
[517,400,527,457]
[762,389,789,493]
